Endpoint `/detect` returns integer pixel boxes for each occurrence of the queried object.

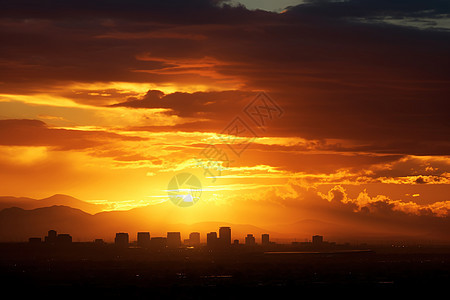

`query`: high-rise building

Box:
[167,232,181,248]
[207,232,218,248]
[245,234,256,246]
[262,234,270,246]
[150,237,167,249]
[312,235,323,246]
[45,230,57,244]
[56,234,72,245]
[137,232,150,248]
[115,232,129,248]
[219,227,231,247]
[189,232,200,246]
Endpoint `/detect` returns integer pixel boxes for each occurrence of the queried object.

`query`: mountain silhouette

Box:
[0,205,93,242]
[0,194,107,214]
[0,197,448,243]
[0,205,277,242]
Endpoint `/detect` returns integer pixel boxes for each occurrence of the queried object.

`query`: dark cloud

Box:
[0,119,144,150]
[415,177,427,184]
[287,0,450,19]
[112,90,254,118]
[0,0,449,155]
[0,0,259,24]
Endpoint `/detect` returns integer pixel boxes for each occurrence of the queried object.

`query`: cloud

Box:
[0,0,235,21]
[287,0,450,19]
[211,179,450,241]
[111,90,254,119]
[0,0,449,158]
[0,119,144,150]
[314,183,450,217]
[0,0,448,230]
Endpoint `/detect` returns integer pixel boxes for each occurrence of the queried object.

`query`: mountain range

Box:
[0,205,279,242]
[0,194,107,214]
[0,194,448,244]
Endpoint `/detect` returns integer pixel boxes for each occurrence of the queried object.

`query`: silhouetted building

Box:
[115,232,129,248]
[28,237,41,244]
[245,234,256,246]
[207,232,218,248]
[137,232,150,248]
[189,232,200,246]
[167,232,181,248]
[45,230,57,244]
[94,239,105,245]
[312,235,323,246]
[233,239,239,245]
[150,237,167,249]
[219,227,231,247]
[56,234,72,245]
[262,234,270,246]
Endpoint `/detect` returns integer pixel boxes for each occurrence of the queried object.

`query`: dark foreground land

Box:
[0,243,449,298]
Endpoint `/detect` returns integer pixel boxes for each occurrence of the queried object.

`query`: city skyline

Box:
[27,228,345,250]
[0,196,448,244]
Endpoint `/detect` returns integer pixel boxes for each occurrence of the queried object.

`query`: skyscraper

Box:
[45,230,57,244]
[137,232,150,248]
[219,226,231,247]
[167,232,181,248]
[150,237,167,249]
[115,232,129,248]
[262,234,270,246]
[207,232,218,248]
[312,235,323,246]
[56,234,72,245]
[245,234,256,246]
[189,232,200,246]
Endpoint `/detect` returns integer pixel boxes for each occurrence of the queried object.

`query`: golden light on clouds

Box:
[0,0,449,243]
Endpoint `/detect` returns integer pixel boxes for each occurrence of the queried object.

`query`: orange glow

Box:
[0,1,449,244]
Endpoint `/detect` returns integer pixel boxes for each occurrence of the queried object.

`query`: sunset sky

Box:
[0,0,449,240]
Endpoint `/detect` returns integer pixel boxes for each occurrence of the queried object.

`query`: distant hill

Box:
[0,194,107,214]
[0,205,277,242]
[0,201,448,244]
[0,206,93,242]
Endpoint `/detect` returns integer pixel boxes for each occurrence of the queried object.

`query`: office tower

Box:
[167,232,181,248]
[150,237,167,249]
[312,235,323,246]
[262,234,270,246]
[219,227,231,247]
[245,234,256,246]
[115,232,129,248]
[56,234,72,245]
[45,230,57,244]
[189,232,200,246]
[207,232,218,248]
[137,232,150,248]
